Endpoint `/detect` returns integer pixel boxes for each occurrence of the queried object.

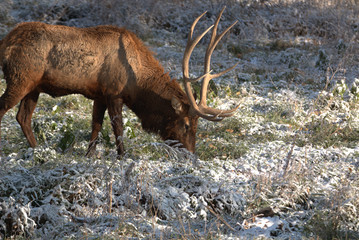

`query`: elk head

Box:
[172,7,239,151]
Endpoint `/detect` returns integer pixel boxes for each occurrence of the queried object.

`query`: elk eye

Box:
[185,123,190,131]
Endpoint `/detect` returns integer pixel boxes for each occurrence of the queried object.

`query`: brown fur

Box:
[0,22,199,155]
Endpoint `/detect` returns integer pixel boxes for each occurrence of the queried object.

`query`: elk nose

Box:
[186,143,195,153]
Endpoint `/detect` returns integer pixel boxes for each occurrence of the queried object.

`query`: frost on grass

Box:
[1,139,358,239]
[1,0,359,239]
[0,153,246,239]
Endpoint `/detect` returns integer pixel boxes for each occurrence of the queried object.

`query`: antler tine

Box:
[211,62,239,79]
[201,102,240,118]
[183,11,214,112]
[183,12,213,80]
[185,70,213,83]
[204,7,225,74]
[188,11,207,42]
[197,103,240,121]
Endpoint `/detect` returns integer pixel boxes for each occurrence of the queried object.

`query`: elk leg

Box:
[86,100,107,157]
[16,91,40,148]
[107,98,124,157]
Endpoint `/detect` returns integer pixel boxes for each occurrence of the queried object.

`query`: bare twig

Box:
[283,134,297,177]
[205,205,236,232]
[108,179,113,213]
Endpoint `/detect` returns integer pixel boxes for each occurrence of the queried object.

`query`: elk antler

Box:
[183,7,239,121]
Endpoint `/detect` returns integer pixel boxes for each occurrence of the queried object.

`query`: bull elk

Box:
[0,7,239,156]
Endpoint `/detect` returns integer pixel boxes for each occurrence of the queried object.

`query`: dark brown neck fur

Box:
[114,31,190,139]
[126,73,188,138]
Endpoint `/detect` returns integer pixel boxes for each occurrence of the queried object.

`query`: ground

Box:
[0,0,359,239]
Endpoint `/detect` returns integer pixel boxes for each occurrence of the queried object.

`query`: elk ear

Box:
[171,97,183,115]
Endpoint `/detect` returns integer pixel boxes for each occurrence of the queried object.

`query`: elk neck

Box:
[125,71,189,137]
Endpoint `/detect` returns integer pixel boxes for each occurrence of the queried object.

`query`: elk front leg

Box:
[0,86,30,151]
[16,91,40,148]
[107,98,124,157]
[86,100,107,157]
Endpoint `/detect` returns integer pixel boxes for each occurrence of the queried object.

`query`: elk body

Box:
[0,8,238,156]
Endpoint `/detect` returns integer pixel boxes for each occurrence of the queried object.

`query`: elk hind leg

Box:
[16,91,40,148]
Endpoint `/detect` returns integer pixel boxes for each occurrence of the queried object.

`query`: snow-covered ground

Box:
[1,0,359,239]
